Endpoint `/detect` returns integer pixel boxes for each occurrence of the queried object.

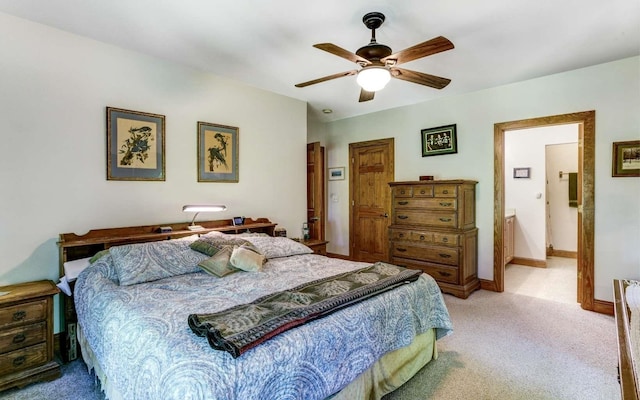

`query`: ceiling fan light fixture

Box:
[356,66,391,92]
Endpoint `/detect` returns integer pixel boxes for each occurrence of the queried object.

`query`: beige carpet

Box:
[384,278,619,400]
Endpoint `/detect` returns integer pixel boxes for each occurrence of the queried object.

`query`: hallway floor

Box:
[504,256,577,304]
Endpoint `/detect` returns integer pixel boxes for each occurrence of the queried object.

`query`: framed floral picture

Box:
[197,122,239,182]
[106,107,165,181]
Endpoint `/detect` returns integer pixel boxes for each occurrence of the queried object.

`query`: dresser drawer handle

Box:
[438,271,452,277]
[420,190,426,194]
[442,237,449,242]
[12,334,26,344]
[12,311,26,321]
[439,202,452,207]
[398,233,405,238]
[398,201,409,205]
[400,190,406,194]
[398,215,408,220]
[439,218,452,222]
[396,248,407,252]
[442,190,449,194]
[439,253,452,258]
[12,356,26,367]
[419,235,426,240]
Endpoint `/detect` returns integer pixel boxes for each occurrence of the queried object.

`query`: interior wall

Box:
[311,56,640,302]
[504,125,578,261]
[0,13,308,330]
[546,142,579,253]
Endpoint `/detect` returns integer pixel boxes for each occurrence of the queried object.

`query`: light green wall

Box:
[0,13,308,331]
[312,56,640,302]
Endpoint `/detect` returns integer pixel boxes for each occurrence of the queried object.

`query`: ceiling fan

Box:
[295,12,454,102]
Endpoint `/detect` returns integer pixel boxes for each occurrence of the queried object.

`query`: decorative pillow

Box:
[241,237,313,259]
[230,244,266,272]
[110,240,208,286]
[190,235,250,257]
[89,250,110,264]
[198,246,238,277]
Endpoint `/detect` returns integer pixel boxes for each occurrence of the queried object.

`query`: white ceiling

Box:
[1,0,638,122]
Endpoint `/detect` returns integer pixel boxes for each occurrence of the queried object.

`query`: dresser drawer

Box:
[0,342,47,376]
[434,185,457,197]
[0,322,46,353]
[433,232,459,246]
[393,186,414,198]
[391,257,459,284]
[391,243,459,266]
[0,300,47,329]
[394,198,457,210]
[394,210,458,228]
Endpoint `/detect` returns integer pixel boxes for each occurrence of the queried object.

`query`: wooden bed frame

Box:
[614,279,640,400]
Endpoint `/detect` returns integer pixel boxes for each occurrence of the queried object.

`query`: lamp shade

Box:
[356,66,391,92]
[182,205,227,213]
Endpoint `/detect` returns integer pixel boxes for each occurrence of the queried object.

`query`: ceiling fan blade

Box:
[381,36,454,66]
[358,89,375,102]
[314,43,372,65]
[295,70,358,88]
[390,67,451,89]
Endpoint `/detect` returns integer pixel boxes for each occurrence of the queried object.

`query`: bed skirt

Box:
[77,325,437,400]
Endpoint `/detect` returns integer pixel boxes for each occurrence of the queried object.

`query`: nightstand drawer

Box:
[0,322,46,353]
[0,342,47,376]
[0,301,47,329]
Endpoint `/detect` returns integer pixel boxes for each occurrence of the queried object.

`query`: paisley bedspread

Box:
[75,246,452,400]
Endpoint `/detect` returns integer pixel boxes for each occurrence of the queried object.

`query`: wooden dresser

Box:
[388,180,479,298]
[0,280,60,391]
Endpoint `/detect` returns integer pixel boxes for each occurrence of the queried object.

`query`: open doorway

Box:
[502,126,579,304]
[493,111,597,311]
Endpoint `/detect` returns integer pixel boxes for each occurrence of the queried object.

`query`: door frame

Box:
[493,110,595,310]
[348,138,394,260]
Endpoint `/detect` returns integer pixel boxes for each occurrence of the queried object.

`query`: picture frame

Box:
[612,140,640,177]
[197,122,239,182]
[513,167,531,179]
[328,167,345,181]
[421,124,457,157]
[106,107,165,181]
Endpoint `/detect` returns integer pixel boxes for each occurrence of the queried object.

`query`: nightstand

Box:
[302,239,329,255]
[0,280,60,391]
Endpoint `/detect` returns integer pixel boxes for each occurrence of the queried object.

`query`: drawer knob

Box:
[12,356,26,367]
[442,237,449,242]
[419,235,425,240]
[12,311,26,321]
[399,233,405,238]
[398,201,409,205]
[440,202,452,207]
[400,190,405,194]
[398,215,408,220]
[420,190,426,194]
[12,334,26,344]
[439,271,452,277]
[442,190,449,194]
[396,248,407,252]
[439,253,452,258]
[439,218,452,222]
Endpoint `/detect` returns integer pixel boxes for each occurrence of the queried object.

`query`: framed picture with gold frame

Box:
[612,140,640,177]
[197,122,239,182]
[106,107,165,181]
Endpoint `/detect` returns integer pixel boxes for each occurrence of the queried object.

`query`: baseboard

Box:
[593,299,614,316]
[480,279,498,292]
[326,252,352,260]
[510,257,547,268]
[549,249,578,259]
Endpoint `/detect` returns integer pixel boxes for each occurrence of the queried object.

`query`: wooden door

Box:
[307,142,325,240]
[349,139,394,262]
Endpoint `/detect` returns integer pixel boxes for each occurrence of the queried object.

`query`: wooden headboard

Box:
[58,217,276,277]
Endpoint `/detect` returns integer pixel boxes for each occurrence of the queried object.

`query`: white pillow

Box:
[242,237,313,259]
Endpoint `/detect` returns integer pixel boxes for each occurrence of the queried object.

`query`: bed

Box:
[61,219,453,400]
